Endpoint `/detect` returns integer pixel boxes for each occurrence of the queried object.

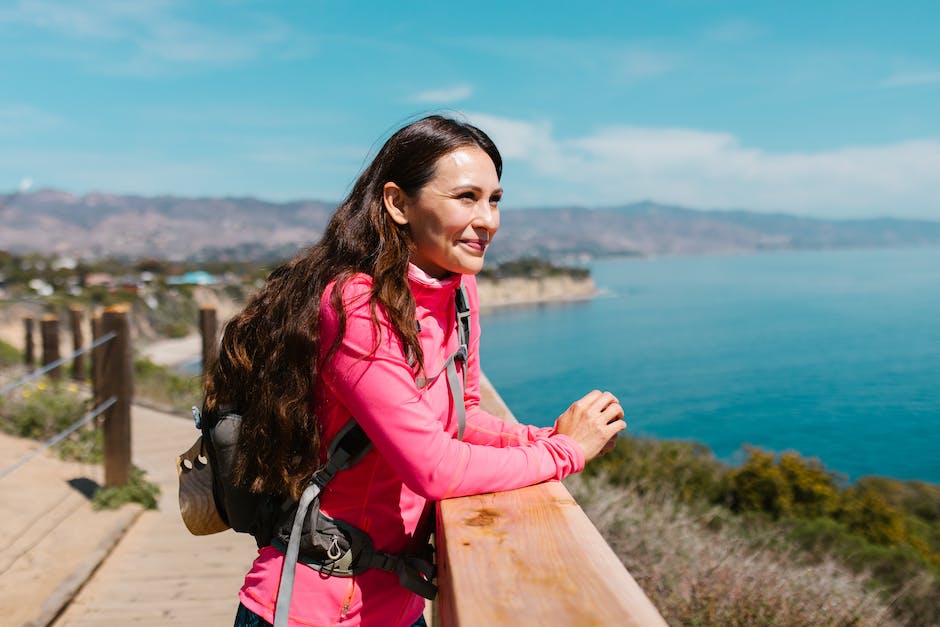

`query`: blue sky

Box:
[2,0,939,219]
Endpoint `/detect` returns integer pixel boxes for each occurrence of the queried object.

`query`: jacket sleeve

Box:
[459,275,559,447]
[318,278,584,502]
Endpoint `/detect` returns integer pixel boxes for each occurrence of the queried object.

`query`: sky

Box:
[2,0,939,220]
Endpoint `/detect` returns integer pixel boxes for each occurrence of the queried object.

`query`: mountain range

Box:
[2,189,939,262]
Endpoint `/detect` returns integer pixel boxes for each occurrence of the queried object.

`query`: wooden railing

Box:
[434,373,667,626]
[5,306,133,486]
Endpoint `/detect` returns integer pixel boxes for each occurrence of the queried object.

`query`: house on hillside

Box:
[84,272,114,288]
[166,271,217,286]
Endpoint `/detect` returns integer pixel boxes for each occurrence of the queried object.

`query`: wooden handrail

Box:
[435,374,667,626]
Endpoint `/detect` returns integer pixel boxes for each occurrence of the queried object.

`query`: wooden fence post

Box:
[199,306,218,379]
[23,317,35,367]
[40,315,61,380]
[101,306,133,487]
[69,307,85,382]
[91,315,103,408]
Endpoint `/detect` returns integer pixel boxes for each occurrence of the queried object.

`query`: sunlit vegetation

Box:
[477,256,590,280]
[577,437,940,625]
[0,379,99,463]
[0,338,19,367]
[134,358,202,412]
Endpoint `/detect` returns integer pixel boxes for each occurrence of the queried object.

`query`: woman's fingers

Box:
[600,435,618,455]
[554,390,627,462]
[588,390,618,414]
[599,400,625,424]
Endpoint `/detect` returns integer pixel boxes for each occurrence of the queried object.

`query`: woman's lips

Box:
[459,239,488,252]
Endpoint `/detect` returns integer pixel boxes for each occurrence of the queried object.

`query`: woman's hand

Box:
[554,390,626,463]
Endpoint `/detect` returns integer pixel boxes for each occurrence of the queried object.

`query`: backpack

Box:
[177,285,471,627]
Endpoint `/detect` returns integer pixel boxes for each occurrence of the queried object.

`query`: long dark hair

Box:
[205,115,502,498]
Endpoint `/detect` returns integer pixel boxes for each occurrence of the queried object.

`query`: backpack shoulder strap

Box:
[450,283,472,439]
[273,418,373,627]
[455,283,471,356]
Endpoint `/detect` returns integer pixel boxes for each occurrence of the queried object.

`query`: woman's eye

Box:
[490,196,501,205]
[459,192,476,201]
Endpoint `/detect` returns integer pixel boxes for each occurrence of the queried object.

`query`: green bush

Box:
[779,451,840,517]
[0,338,20,367]
[583,435,727,504]
[579,437,940,625]
[727,447,794,517]
[134,358,202,412]
[92,465,160,510]
[0,380,99,462]
[836,483,909,545]
[477,257,591,280]
[725,447,842,519]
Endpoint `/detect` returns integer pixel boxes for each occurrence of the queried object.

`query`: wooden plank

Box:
[54,405,257,627]
[437,481,667,626]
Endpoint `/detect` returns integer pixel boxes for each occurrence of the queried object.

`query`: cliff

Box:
[475,274,597,309]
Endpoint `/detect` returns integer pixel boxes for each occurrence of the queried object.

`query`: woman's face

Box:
[384,146,501,278]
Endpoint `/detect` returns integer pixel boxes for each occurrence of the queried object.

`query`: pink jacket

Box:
[238,265,585,626]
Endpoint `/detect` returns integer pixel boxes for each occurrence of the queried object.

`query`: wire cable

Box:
[0,396,116,480]
[0,331,116,396]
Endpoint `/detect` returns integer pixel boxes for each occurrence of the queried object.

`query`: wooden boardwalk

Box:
[0,426,139,627]
[52,405,256,626]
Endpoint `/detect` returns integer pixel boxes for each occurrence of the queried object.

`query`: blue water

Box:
[479,248,940,484]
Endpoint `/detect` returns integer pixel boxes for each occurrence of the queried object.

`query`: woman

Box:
[207,115,626,627]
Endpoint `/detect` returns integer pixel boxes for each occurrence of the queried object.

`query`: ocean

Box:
[479,247,940,484]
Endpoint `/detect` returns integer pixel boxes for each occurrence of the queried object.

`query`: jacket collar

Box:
[407,264,462,309]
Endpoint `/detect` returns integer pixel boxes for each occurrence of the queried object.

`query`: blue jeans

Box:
[234,603,428,627]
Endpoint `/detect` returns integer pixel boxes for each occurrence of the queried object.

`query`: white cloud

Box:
[704,19,764,43]
[410,84,474,104]
[0,0,314,75]
[619,50,675,79]
[880,70,940,88]
[466,112,940,219]
[0,105,62,135]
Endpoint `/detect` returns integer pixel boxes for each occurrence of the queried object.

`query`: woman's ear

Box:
[383,182,409,226]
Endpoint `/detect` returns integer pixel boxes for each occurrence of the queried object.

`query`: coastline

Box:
[476,274,597,310]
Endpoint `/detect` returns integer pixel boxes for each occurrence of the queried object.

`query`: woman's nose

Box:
[473,200,499,231]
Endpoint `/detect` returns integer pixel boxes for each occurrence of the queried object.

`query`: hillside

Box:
[2,190,939,262]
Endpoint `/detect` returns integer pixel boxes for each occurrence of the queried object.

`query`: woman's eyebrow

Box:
[450,184,503,196]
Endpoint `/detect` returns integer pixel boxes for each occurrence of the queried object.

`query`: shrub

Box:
[837,483,908,545]
[477,257,590,280]
[134,358,202,412]
[778,451,840,517]
[727,447,794,517]
[578,439,940,625]
[0,338,20,367]
[92,465,160,510]
[0,380,99,463]
[566,474,900,626]
[583,435,726,504]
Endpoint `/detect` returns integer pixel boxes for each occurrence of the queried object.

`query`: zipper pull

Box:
[327,535,343,560]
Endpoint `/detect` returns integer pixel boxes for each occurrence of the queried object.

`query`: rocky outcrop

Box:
[475,275,597,309]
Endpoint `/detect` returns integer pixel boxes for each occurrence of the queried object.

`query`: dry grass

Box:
[566,474,901,626]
